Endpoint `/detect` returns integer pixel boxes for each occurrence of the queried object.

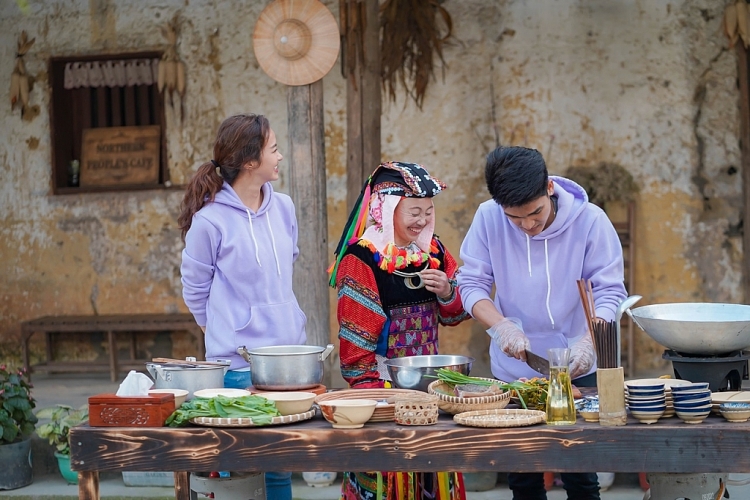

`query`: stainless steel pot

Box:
[236,344,334,390]
[146,359,231,400]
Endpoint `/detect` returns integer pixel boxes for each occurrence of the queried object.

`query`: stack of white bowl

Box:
[671,382,712,424]
[625,381,666,424]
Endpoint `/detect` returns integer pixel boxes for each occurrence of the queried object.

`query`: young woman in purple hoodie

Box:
[458,146,627,500]
[178,113,306,500]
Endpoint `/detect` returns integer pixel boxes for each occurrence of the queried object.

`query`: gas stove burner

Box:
[662,349,750,392]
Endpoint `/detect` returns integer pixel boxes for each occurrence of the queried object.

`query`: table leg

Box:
[174,471,190,500]
[107,331,118,382]
[78,471,99,500]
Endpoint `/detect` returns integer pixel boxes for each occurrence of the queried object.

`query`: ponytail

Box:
[178,162,224,241]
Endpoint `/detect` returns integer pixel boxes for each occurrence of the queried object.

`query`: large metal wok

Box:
[628,303,750,355]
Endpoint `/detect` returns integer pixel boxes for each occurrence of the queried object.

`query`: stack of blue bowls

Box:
[671,382,712,424]
[625,381,666,424]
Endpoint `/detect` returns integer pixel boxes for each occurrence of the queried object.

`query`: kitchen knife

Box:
[525,349,550,376]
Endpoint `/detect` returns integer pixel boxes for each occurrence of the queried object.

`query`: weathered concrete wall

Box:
[0,0,742,377]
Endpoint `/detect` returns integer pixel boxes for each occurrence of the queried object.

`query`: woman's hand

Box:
[419,269,453,299]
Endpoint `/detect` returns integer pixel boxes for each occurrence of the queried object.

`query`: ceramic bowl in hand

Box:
[149,388,189,407]
[260,392,316,416]
[318,399,378,429]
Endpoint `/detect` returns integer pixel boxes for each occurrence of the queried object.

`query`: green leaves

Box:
[0,365,37,444]
[35,404,89,456]
[166,395,281,427]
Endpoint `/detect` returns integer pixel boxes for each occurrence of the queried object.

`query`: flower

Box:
[0,366,37,444]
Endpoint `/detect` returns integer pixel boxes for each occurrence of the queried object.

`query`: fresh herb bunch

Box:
[0,365,37,444]
[166,395,281,427]
[433,368,548,410]
[36,404,89,455]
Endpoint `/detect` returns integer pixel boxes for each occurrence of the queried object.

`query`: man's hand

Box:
[570,334,595,379]
[486,317,530,360]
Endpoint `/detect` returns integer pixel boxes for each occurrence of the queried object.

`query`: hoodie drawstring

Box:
[246,209,262,267]
[266,215,281,276]
[544,239,555,329]
[525,234,555,329]
[525,234,532,277]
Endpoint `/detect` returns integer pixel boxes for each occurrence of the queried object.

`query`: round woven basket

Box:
[394,393,439,425]
[427,379,511,415]
[453,408,546,428]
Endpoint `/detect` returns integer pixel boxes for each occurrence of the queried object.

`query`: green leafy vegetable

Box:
[166,395,281,427]
[432,368,548,410]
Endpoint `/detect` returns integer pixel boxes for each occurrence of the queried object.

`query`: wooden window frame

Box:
[48,51,169,195]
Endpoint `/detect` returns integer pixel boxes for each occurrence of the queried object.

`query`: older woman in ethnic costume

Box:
[329,161,469,500]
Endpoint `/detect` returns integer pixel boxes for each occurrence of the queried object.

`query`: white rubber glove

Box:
[569,334,596,379]
[486,317,530,360]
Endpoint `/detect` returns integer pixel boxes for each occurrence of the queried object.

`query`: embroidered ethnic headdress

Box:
[328,161,446,286]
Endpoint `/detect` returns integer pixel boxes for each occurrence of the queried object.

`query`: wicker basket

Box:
[427,379,511,415]
[394,393,439,425]
[453,408,546,428]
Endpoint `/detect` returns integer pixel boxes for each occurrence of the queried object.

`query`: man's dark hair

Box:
[485,146,549,207]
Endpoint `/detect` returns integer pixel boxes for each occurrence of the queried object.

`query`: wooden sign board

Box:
[80,125,160,187]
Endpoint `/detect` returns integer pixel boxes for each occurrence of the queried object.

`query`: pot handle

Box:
[236,346,252,365]
[320,344,334,362]
[146,363,166,381]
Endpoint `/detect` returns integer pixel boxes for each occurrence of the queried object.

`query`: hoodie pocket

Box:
[235,301,307,348]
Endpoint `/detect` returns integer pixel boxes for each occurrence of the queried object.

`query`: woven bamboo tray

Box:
[427,379,511,415]
[314,388,424,422]
[453,408,546,428]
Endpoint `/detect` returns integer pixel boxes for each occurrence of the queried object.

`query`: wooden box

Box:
[88,393,175,427]
[80,125,160,187]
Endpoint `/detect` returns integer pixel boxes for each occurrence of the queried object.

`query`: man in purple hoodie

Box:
[457,146,626,500]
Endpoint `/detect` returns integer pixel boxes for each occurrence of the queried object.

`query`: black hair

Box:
[484,146,549,207]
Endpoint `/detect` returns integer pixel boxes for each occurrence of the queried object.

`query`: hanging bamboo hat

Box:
[253,0,340,86]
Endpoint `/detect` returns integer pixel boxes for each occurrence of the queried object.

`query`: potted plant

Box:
[36,404,89,485]
[0,365,37,490]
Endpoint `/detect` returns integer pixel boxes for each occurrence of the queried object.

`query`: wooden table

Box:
[70,413,750,500]
[21,314,204,381]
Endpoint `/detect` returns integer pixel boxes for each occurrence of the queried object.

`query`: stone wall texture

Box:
[0,0,743,378]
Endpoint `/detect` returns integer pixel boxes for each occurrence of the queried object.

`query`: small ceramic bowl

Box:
[671,382,710,392]
[672,391,711,401]
[630,408,665,424]
[672,398,712,409]
[675,407,711,424]
[148,388,189,407]
[578,410,599,422]
[193,388,251,399]
[627,396,666,406]
[628,399,666,409]
[719,402,750,422]
[318,399,378,429]
[260,391,316,416]
[626,388,665,397]
[626,381,665,391]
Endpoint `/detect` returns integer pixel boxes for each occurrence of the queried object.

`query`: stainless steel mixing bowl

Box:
[628,303,750,355]
[385,354,474,392]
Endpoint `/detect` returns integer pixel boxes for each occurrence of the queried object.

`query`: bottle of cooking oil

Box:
[545,348,576,425]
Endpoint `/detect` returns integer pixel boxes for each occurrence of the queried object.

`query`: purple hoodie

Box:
[458,176,626,382]
[181,181,307,368]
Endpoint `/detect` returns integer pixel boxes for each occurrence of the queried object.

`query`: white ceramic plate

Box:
[193,388,252,398]
[190,409,316,427]
[711,391,750,404]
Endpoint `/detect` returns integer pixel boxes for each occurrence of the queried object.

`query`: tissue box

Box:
[88,393,175,427]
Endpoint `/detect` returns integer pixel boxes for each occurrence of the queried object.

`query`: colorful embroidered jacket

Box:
[335,236,468,389]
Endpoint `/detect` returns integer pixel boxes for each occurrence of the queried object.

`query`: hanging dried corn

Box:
[9,31,35,117]
[157,18,186,123]
[729,0,750,49]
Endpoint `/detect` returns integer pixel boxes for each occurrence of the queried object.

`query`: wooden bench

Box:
[21,314,204,382]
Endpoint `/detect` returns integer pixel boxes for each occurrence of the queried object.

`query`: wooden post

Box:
[287,80,332,386]
[737,44,750,303]
[343,0,381,210]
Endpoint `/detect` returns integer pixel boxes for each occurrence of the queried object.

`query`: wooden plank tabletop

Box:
[70,412,750,474]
